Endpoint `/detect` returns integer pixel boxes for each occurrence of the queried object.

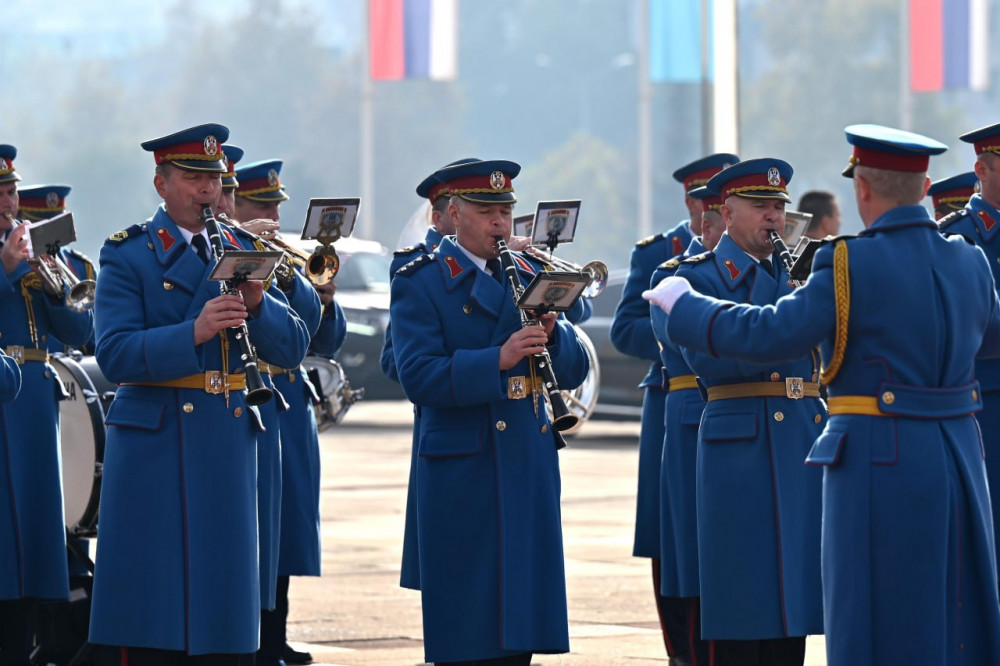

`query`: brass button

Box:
[233,407,243,418]
[40,334,47,343]
[44,370,51,379]
[972,390,979,402]
[769,372,780,382]
[463,304,473,314]
[163,281,174,291]
[147,242,155,250]
[811,373,818,382]
[289,374,296,383]
[496,420,506,431]
[540,424,549,434]
[183,403,194,413]
[774,411,784,422]
[882,391,895,405]
[814,414,822,424]
[0,332,3,339]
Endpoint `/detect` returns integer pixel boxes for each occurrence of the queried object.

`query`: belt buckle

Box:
[508,376,528,400]
[6,345,24,365]
[205,371,226,395]
[786,377,804,399]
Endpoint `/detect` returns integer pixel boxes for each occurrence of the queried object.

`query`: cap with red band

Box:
[417,158,520,205]
[706,157,794,204]
[672,153,740,193]
[17,184,70,221]
[140,123,230,173]
[842,124,947,178]
[927,171,978,211]
[960,122,1000,156]
[0,144,20,185]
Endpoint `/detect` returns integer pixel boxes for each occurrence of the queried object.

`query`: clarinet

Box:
[767,230,804,288]
[201,204,273,406]
[494,237,579,432]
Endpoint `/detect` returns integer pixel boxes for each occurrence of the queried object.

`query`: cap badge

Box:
[45,192,59,208]
[203,135,219,156]
[767,167,781,186]
[489,170,505,190]
[0,158,8,171]
[267,168,279,187]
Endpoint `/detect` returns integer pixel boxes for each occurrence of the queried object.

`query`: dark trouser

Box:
[682,597,711,666]
[709,636,806,666]
[650,559,691,660]
[435,654,532,666]
[119,647,255,666]
[0,597,34,665]
[259,575,290,660]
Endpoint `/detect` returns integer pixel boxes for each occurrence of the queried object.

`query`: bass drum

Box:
[53,355,116,538]
[550,325,600,435]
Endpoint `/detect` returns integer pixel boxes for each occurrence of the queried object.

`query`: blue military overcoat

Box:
[89,205,311,655]
[276,298,343,578]
[0,247,92,602]
[382,228,441,592]
[941,193,1000,560]
[46,248,97,354]
[668,205,1000,665]
[0,349,19,401]
[611,220,692,563]
[390,236,589,663]
[667,232,825,640]
[650,238,706,598]
[255,271,321,607]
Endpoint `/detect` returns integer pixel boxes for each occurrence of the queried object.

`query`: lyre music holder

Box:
[208,250,283,285]
[516,270,591,315]
[530,200,582,253]
[28,210,77,257]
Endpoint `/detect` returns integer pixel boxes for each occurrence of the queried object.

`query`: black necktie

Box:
[760,258,774,278]
[191,234,211,264]
[486,258,503,283]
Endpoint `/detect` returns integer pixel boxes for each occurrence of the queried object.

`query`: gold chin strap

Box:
[821,240,850,385]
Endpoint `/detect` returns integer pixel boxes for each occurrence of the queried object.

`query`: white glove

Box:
[642,276,692,314]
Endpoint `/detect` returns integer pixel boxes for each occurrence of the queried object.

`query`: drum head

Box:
[52,355,111,537]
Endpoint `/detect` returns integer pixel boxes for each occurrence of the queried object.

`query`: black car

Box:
[579,269,647,421]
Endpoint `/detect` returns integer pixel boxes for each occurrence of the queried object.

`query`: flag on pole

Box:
[910,0,988,91]
[369,0,458,81]
[648,0,711,83]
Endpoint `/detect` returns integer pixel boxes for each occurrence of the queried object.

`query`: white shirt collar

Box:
[455,240,489,273]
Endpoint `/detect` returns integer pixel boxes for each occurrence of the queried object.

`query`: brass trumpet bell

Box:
[306,244,340,286]
[581,260,609,299]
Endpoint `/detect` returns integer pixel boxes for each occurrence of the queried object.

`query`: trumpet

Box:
[524,246,608,298]
[4,212,96,312]
[224,216,338,287]
[304,243,339,286]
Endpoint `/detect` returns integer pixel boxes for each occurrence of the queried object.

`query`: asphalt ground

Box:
[287,400,828,665]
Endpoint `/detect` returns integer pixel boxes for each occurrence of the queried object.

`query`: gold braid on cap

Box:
[160,152,223,163]
[727,185,788,195]
[938,195,972,205]
[821,240,850,385]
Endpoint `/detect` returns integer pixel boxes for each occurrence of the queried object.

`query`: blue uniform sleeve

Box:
[0,351,20,402]
[245,286,311,370]
[310,300,347,358]
[565,296,593,325]
[282,273,322,337]
[610,243,662,361]
[668,249,837,365]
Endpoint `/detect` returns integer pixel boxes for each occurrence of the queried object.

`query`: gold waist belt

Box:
[257,361,300,375]
[668,374,699,391]
[507,375,544,400]
[826,396,881,416]
[121,371,247,395]
[706,378,820,401]
[4,346,49,364]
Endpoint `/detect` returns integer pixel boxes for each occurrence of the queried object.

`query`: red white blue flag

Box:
[910,0,988,91]
[369,0,457,81]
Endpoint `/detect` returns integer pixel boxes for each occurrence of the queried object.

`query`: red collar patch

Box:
[222,229,238,246]
[157,227,176,252]
[723,259,741,281]
[979,209,997,232]
[671,235,684,256]
[444,255,463,278]
[514,255,535,273]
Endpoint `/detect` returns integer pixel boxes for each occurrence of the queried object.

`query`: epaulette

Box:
[395,253,436,277]
[106,223,145,245]
[657,257,682,271]
[66,248,95,265]
[394,243,426,257]
[938,208,968,231]
[681,251,713,264]
[636,232,666,248]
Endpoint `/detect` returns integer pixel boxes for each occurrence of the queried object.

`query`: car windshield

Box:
[337,250,391,293]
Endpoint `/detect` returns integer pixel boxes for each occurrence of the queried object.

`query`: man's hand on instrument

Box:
[528,311,558,340]
[313,281,335,306]
[507,235,531,251]
[193,294,249,344]
[499,325,550,370]
[1,224,29,275]
[240,218,280,239]
[642,276,692,314]
[235,281,264,317]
